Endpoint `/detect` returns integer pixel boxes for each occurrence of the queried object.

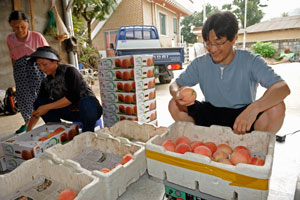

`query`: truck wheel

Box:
[159,75,171,84]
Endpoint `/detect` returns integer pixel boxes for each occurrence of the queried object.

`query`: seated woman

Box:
[26,46,102,132]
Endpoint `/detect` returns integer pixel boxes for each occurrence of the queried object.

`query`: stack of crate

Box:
[98,55,157,127]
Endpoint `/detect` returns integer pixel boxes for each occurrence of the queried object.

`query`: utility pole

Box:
[243,0,248,49]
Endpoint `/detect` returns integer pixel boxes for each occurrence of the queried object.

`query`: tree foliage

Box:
[72,0,117,45]
[181,4,219,43]
[222,0,267,28]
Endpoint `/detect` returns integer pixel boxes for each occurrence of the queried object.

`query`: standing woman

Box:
[6,10,48,133]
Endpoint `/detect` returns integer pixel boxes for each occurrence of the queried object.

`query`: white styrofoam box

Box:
[0,145,4,157]
[44,132,146,200]
[1,123,79,159]
[133,55,154,67]
[146,121,276,200]
[0,157,100,200]
[0,156,7,171]
[98,55,133,70]
[96,120,167,143]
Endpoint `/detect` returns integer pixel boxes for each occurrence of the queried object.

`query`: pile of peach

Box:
[100,153,133,173]
[162,136,265,166]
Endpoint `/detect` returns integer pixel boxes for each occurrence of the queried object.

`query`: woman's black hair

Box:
[202,11,238,42]
[8,10,29,23]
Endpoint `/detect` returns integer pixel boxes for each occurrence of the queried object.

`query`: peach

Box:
[147,69,153,78]
[119,105,125,113]
[133,105,137,114]
[60,133,68,143]
[132,93,136,103]
[194,145,212,157]
[113,163,122,170]
[121,153,133,165]
[216,144,233,155]
[122,59,130,68]
[132,81,136,90]
[118,94,124,102]
[117,82,123,91]
[130,69,134,78]
[115,58,122,67]
[116,71,122,79]
[191,141,204,152]
[162,140,176,152]
[38,137,48,141]
[251,157,265,166]
[175,143,192,154]
[218,158,233,165]
[125,107,134,115]
[21,149,34,160]
[123,83,132,92]
[120,116,126,120]
[176,136,191,146]
[212,150,228,161]
[130,56,134,66]
[149,101,156,110]
[58,189,77,200]
[68,129,77,140]
[122,71,131,80]
[230,149,252,165]
[100,168,111,173]
[150,112,156,121]
[204,142,217,154]
[149,91,154,100]
[180,87,197,103]
[233,145,251,154]
[147,57,154,66]
[124,95,133,104]
[148,80,154,89]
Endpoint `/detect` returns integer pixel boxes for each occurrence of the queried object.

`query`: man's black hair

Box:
[202,11,238,42]
[8,10,29,23]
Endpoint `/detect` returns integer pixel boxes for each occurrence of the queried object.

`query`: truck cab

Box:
[110,25,184,84]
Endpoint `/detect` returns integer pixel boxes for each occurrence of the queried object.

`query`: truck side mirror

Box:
[110,43,115,49]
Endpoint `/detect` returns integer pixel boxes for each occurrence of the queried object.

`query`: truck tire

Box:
[159,70,173,84]
[159,76,171,84]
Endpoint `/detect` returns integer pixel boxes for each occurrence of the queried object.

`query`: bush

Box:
[252,42,277,58]
[78,45,100,70]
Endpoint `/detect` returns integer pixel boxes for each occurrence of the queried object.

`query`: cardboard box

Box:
[0,123,79,159]
[0,157,100,200]
[98,55,134,70]
[146,121,276,200]
[3,155,24,171]
[0,156,7,171]
[44,132,146,200]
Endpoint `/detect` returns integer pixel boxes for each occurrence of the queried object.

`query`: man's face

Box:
[204,30,236,65]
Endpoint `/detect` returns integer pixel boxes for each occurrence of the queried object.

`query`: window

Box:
[159,13,166,35]
[173,18,177,34]
[126,31,134,40]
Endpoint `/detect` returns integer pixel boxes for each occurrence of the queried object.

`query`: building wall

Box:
[92,0,144,51]
[0,0,69,90]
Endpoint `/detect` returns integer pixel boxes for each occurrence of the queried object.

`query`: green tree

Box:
[282,12,289,17]
[222,0,267,28]
[72,0,117,46]
[181,4,219,43]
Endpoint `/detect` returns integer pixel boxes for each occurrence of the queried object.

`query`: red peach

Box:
[60,133,68,143]
[190,141,204,152]
[58,189,77,200]
[147,69,153,78]
[100,168,111,173]
[132,94,136,103]
[133,105,137,114]
[117,82,123,91]
[218,158,233,165]
[175,143,192,154]
[149,102,156,110]
[116,71,122,79]
[233,145,251,154]
[130,56,134,65]
[121,153,133,165]
[204,142,217,154]
[148,80,154,89]
[180,87,197,103]
[122,59,130,68]
[251,157,265,166]
[118,94,124,102]
[21,149,34,160]
[216,144,233,155]
[147,57,154,66]
[115,58,122,67]
[125,107,134,115]
[68,129,77,140]
[123,83,132,92]
[120,116,126,120]
[162,140,176,152]
[194,145,212,157]
[150,112,156,121]
[230,149,252,165]
[212,150,228,162]
[175,136,191,146]
[124,95,133,104]
[130,69,134,78]
[132,81,136,90]
[149,91,154,100]
[119,105,125,113]
[122,71,131,81]
[38,137,48,141]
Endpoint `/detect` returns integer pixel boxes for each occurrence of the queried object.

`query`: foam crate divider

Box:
[0,157,99,200]
[44,131,146,200]
[145,121,276,200]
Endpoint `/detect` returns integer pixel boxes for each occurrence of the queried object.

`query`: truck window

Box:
[144,31,150,40]
[126,31,134,40]
[135,31,142,40]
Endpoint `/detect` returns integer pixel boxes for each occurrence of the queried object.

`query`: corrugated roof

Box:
[239,15,300,34]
